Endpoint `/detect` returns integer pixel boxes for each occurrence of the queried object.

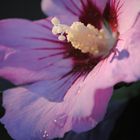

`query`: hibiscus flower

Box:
[0,0,140,139]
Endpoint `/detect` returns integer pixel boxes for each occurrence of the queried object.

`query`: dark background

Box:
[0,0,140,140]
[0,0,45,20]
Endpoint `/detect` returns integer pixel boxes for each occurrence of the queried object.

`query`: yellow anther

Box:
[52,26,58,35]
[51,17,117,58]
[58,35,66,41]
[51,17,60,25]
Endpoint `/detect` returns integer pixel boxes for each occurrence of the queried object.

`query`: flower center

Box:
[51,17,117,58]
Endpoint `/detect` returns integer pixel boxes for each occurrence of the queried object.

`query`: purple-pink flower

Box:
[0,0,140,139]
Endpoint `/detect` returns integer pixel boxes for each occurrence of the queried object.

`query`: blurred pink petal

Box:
[1,69,112,140]
[103,0,140,33]
[0,19,73,85]
[115,0,140,33]
[41,0,108,17]
[109,13,140,82]
[90,13,140,85]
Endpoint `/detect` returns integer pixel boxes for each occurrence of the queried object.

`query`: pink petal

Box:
[114,0,140,33]
[0,19,73,85]
[41,0,108,18]
[95,13,140,85]
[1,70,113,139]
[109,13,140,82]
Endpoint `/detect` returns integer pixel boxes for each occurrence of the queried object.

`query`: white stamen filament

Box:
[51,17,117,57]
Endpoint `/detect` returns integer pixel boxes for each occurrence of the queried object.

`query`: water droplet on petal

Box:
[54,119,57,123]
[53,114,68,128]
[40,129,49,139]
